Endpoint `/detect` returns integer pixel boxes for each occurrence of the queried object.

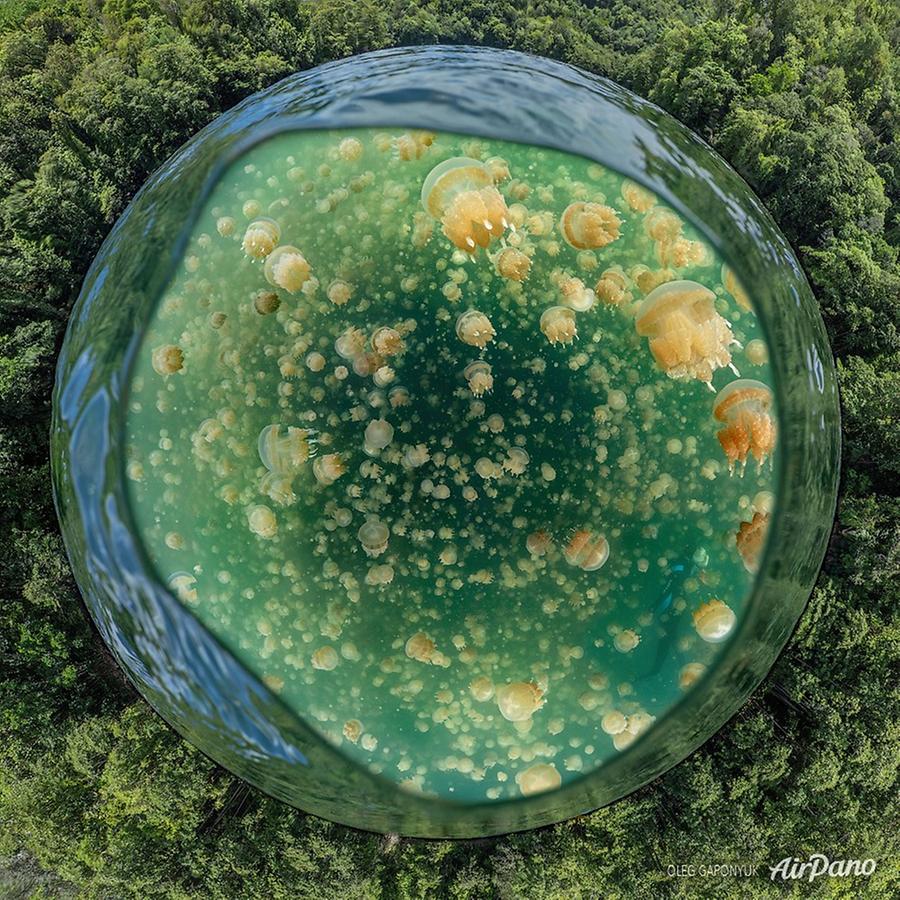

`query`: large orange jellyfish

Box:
[421,157,510,252]
[634,280,737,387]
[713,380,777,472]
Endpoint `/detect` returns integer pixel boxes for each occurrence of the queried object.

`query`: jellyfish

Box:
[736,510,770,572]
[258,424,312,473]
[371,326,404,357]
[643,207,682,243]
[264,245,311,293]
[394,130,435,161]
[464,360,493,397]
[343,720,362,743]
[469,676,494,702]
[253,290,280,315]
[167,572,198,605]
[364,419,394,455]
[634,280,737,387]
[241,218,281,259]
[516,763,561,796]
[594,267,629,306]
[502,447,530,476]
[338,137,363,161]
[494,247,531,282]
[614,629,640,653]
[151,344,183,376]
[335,327,367,360]
[620,179,656,213]
[496,681,545,722]
[247,504,277,539]
[713,380,776,472]
[312,646,339,671]
[405,632,436,663]
[260,471,295,506]
[456,309,496,349]
[421,157,510,252]
[357,518,389,557]
[679,662,706,690]
[693,599,736,643]
[540,306,577,345]
[485,156,510,183]
[526,530,553,557]
[327,279,353,306]
[313,453,346,486]
[559,202,621,249]
[601,710,627,735]
[563,530,609,571]
[557,274,596,312]
[721,263,751,311]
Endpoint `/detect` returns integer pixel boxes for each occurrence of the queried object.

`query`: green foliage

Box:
[0,0,897,897]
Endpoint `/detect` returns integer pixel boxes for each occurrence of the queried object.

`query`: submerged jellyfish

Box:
[540,306,577,345]
[421,157,510,252]
[247,504,277,539]
[494,246,531,281]
[167,572,198,605]
[516,763,561,796]
[357,518,389,557]
[721,263,751,311]
[496,681,545,722]
[364,419,394,455]
[313,453,346,486]
[713,380,777,472]
[736,511,770,572]
[463,361,493,397]
[692,599,736,643]
[151,344,183,376]
[456,309,496,349]
[634,280,737,387]
[559,202,621,250]
[563,530,609,571]
[264,245,311,293]
[242,218,281,259]
[557,274,596,312]
[594,267,629,306]
[258,424,312,473]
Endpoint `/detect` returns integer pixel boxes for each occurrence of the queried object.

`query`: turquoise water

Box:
[123,128,777,802]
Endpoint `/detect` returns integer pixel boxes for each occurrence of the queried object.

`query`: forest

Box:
[0,0,898,897]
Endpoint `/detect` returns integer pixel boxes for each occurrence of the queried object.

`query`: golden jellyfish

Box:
[594,267,629,306]
[679,662,706,690]
[258,424,312,473]
[712,379,777,472]
[496,681,545,722]
[168,572,198,605]
[614,629,640,653]
[559,201,621,250]
[151,344,183,376]
[264,245,311,294]
[241,218,281,259]
[635,279,737,387]
[371,326,404,357]
[558,274,596,312]
[421,157,510,252]
[736,510,770,572]
[394,130,435,161]
[643,207,682,243]
[525,530,553,557]
[494,246,532,282]
[343,720,362,743]
[463,360,493,397]
[364,419,394,454]
[620,179,656,213]
[540,306,577,345]
[313,453,346,486]
[312,646,339,671]
[456,309,496,349]
[563,530,609,571]
[502,447,530,476]
[357,518,389,557]
[516,763,561,796]
[247,504,277,539]
[722,263,751,311]
[260,471,295,506]
[485,155,510,183]
[338,137,363,161]
[601,710,627,735]
[405,632,437,663]
[693,599,736,643]
[253,290,280,315]
[469,676,494,702]
[335,327,367,360]
[326,279,353,306]
[630,264,675,296]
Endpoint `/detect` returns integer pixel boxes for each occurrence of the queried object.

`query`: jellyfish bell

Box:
[736,510,771,572]
[635,279,737,387]
[540,306,577,346]
[620,179,656,213]
[151,344,183,376]
[421,157,510,252]
[167,571,198,605]
[241,217,281,259]
[563,530,609,571]
[693,599,736,642]
[463,360,493,397]
[558,275,597,312]
[526,530,552,557]
[713,379,776,473]
[405,632,436,663]
[559,201,621,250]
[456,309,496,349]
[313,453,347,486]
[335,326,367,360]
[594,267,629,306]
[258,424,312,474]
[516,763,561,796]
[494,246,532,282]
[601,710,627,735]
[357,518,389,557]
[679,662,706,691]
[247,504,277,539]
[371,326,404,357]
[260,471,296,506]
[721,263,751,311]
[364,419,394,454]
[496,681,545,722]
[263,245,311,294]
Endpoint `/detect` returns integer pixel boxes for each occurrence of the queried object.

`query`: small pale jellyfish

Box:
[502,447,530,476]
[464,360,493,397]
[364,419,394,454]
[713,379,777,472]
[338,137,364,161]
[494,246,532,282]
[563,530,609,571]
[601,710,627,735]
[327,279,353,306]
[358,518,389,557]
[313,453,346,486]
[264,245,311,294]
[371,326,404,357]
[526,530,553,557]
[620,179,656,213]
[516,763,561,796]
[421,157,510,252]
[635,280,737,387]
[312,646,339,671]
[614,629,640,653]
[456,309,496,350]
[540,306,577,345]
[405,632,436,663]
[167,572,198,605]
[247,504,277,539]
[559,202,621,250]
[693,599,736,643]
[558,275,596,312]
[594,267,629,306]
[151,344,183,376]
[335,327,367,360]
[496,681,545,722]
[736,510,770,573]
[721,263,752,310]
[679,662,706,690]
[253,290,280,315]
[469,676,494,702]
[241,218,281,259]
[258,424,312,473]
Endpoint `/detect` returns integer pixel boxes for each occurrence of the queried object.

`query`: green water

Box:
[124,128,777,802]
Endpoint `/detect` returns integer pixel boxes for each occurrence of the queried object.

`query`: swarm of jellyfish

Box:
[123,128,779,803]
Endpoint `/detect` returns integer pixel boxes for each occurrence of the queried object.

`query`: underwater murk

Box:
[123,128,778,803]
